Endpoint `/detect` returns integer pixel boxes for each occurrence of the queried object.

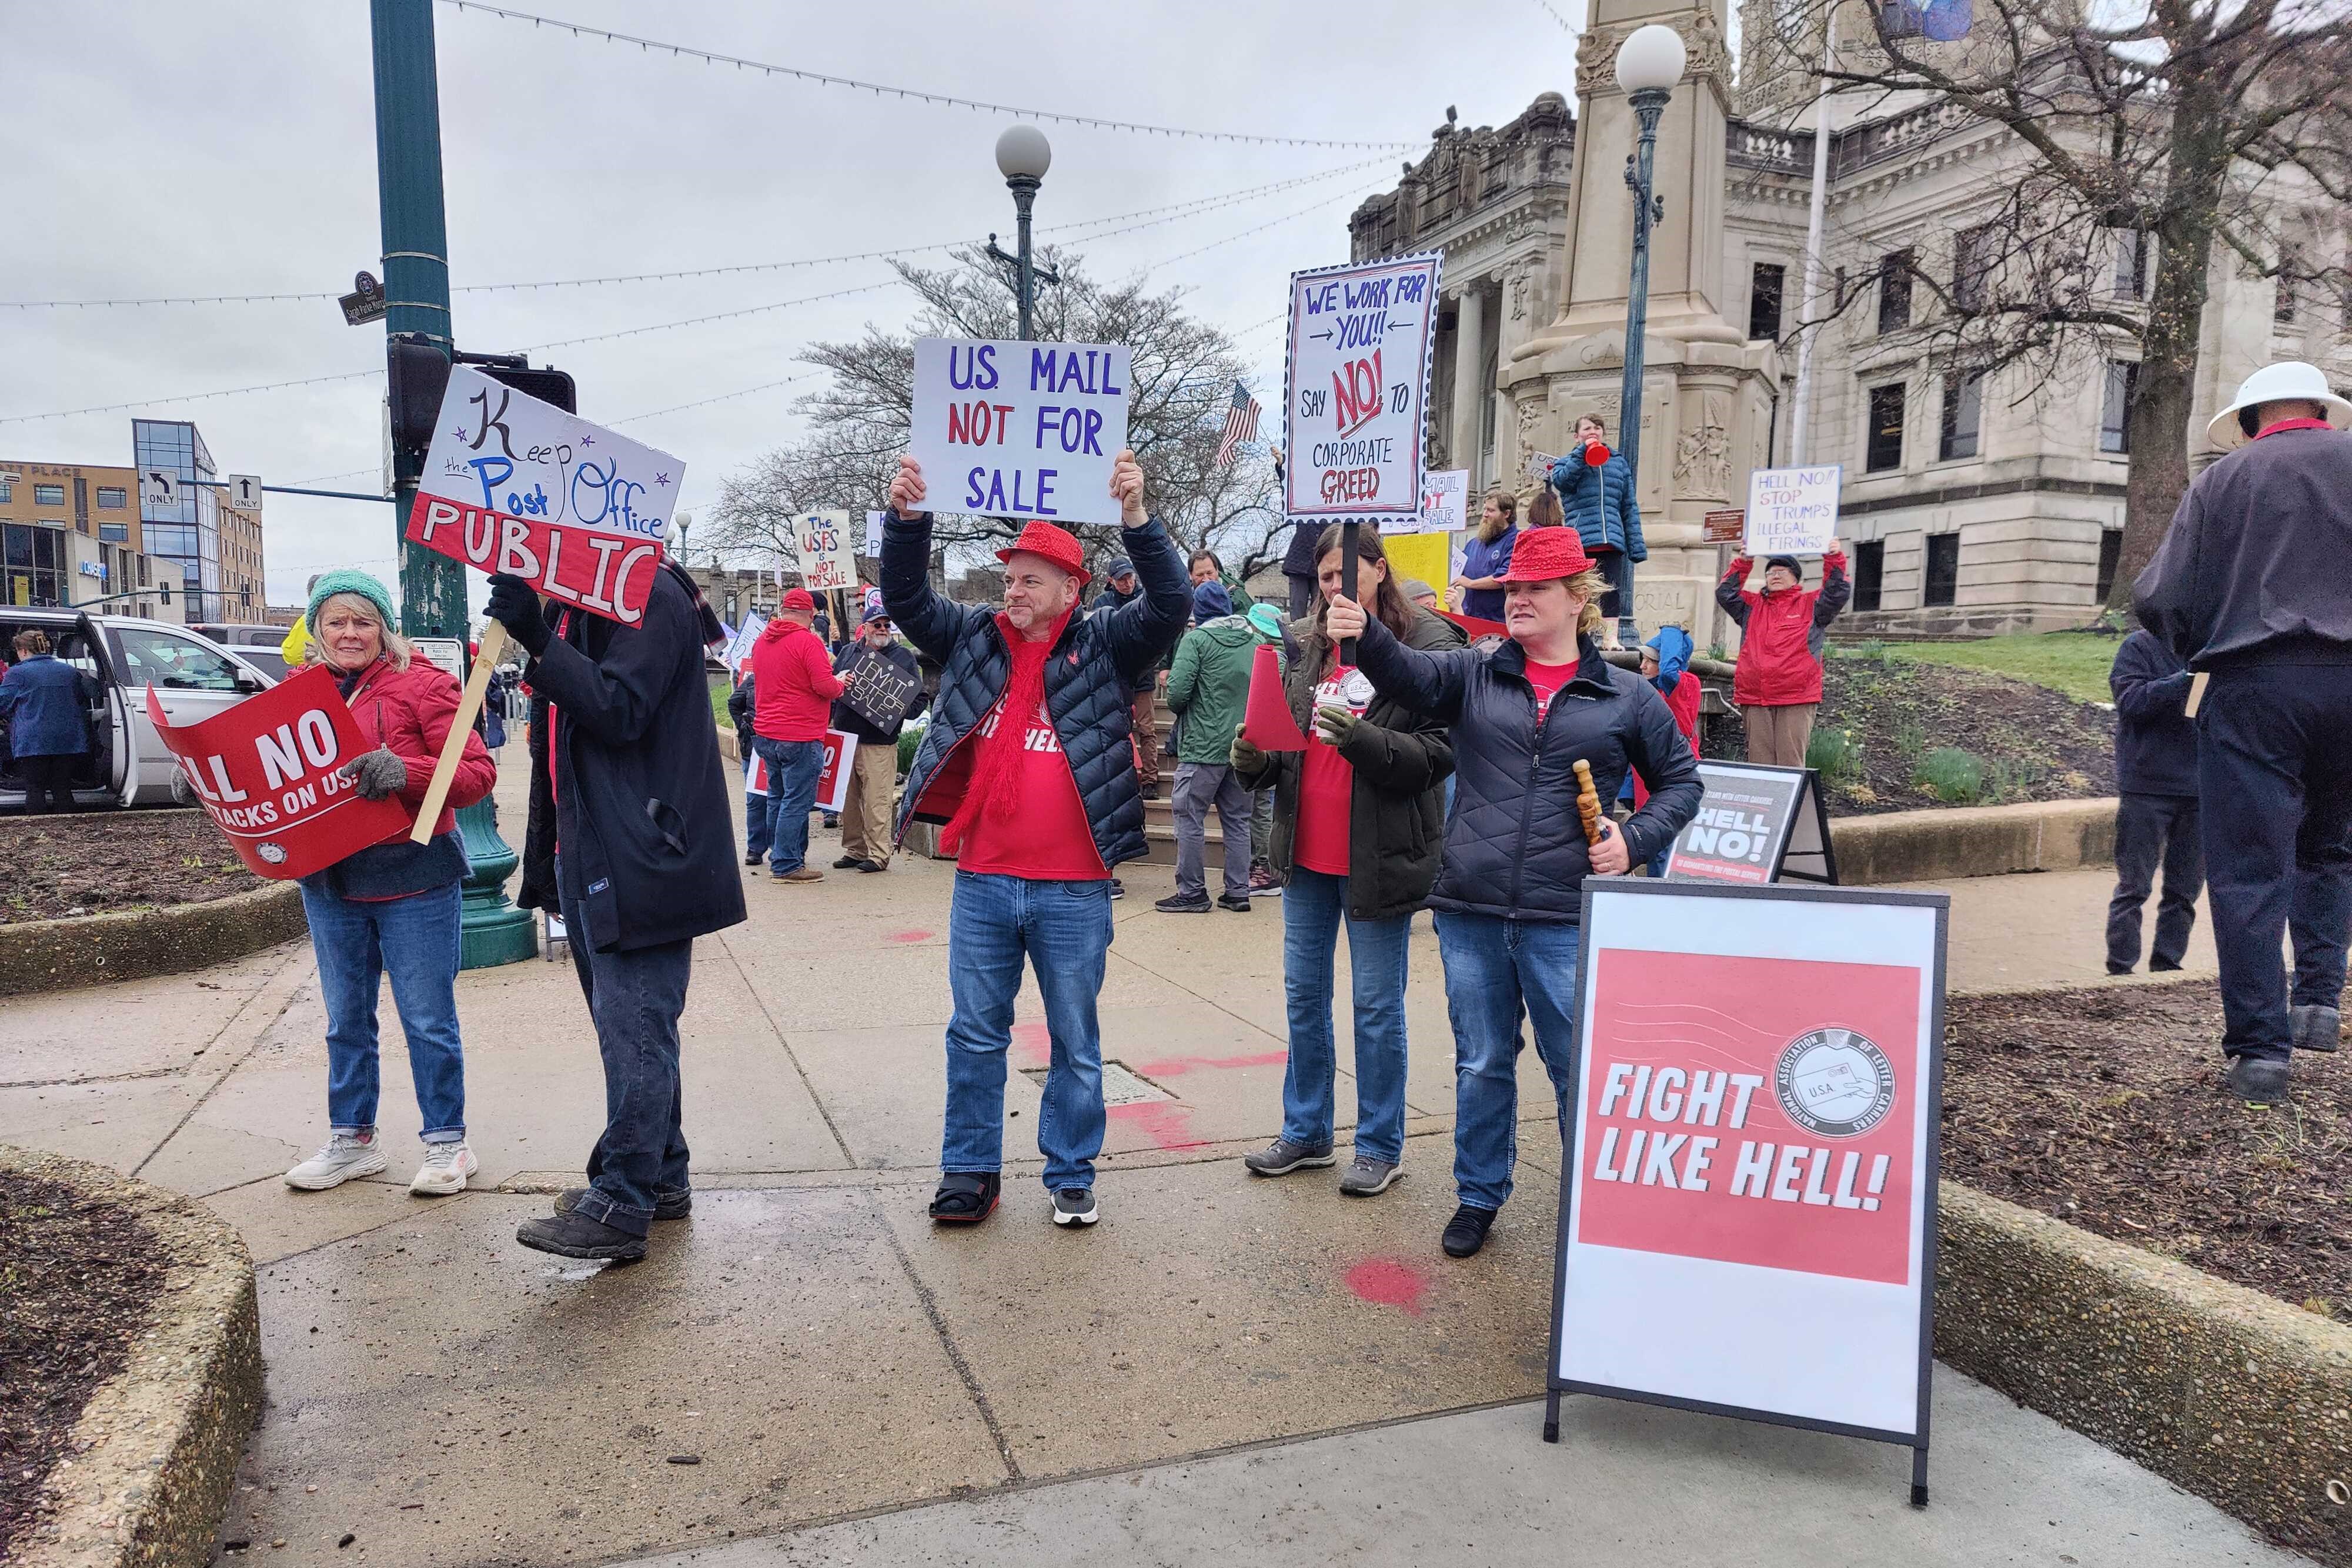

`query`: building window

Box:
[2100,361,2137,453]
[1877,250,1914,334]
[1877,0,1926,38]
[1923,533,1959,607]
[2112,230,2149,300]
[1852,540,1885,613]
[33,483,65,507]
[1866,383,1907,472]
[1748,262,1786,341]
[1939,372,1983,460]
[96,486,128,509]
[2094,529,2123,603]
[2274,273,2297,326]
[0,479,11,503]
[1953,226,1997,311]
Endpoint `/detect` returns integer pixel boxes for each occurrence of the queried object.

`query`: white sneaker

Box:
[409,1141,479,1196]
[285,1132,388,1191]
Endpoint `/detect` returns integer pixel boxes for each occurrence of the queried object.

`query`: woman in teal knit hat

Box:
[282,570,499,1199]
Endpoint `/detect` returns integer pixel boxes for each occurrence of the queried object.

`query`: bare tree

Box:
[705,247,1288,585]
[1758,0,2351,609]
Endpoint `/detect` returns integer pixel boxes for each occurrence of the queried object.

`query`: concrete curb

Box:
[1836,796,2115,885]
[4,1146,263,1568]
[0,881,306,999]
[1937,1181,2352,1563]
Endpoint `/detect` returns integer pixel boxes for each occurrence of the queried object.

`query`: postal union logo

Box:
[1773,1027,1896,1138]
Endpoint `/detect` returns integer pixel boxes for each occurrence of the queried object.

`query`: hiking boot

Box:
[928,1172,1000,1225]
[285,1132,387,1191]
[1051,1188,1100,1227]
[2224,1055,2292,1105]
[1217,892,1251,913]
[516,1209,646,1262]
[855,859,887,873]
[1340,1156,1402,1196]
[556,1186,692,1222]
[1244,1137,1335,1176]
[774,866,823,884]
[1155,892,1211,914]
[833,854,863,870]
[409,1141,477,1196]
[2292,1004,2341,1052]
[1442,1203,1498,1258]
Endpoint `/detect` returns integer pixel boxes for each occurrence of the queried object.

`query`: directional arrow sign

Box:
[228,474,263,510]
[141,469,181,510]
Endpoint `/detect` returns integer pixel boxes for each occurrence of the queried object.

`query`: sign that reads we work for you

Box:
[1283,252,1441,524]
[406,367,683,627]
[907,339,1133,529]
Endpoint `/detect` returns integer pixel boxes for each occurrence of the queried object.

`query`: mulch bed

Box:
[0,811,259,926]
[1945,978,2350,1315]
[1809,654,2117,816]
[0,1175,169,1557]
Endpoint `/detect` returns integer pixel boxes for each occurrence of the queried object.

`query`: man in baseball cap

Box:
[881,449,1189,1229]
[2137,361,2352,1104]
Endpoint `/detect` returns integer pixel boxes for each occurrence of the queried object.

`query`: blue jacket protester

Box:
[0,655,93,758]
[1549,450,1646,563]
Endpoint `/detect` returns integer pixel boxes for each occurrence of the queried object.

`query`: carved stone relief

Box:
[1673,393,1732,499]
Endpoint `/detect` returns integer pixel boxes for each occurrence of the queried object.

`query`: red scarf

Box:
[2257,417,2336,439]
[939,606,1074,854]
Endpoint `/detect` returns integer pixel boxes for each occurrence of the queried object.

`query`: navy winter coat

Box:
[883,509,1190,869]
[0,655,92,758]
[515,565,747,953]
[2109,630,2197,797]
[1353,617,1704,922]
[1549,450,1646,562]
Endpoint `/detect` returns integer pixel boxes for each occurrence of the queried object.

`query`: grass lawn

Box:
[710,673,734,730]
[1884,631,2122,706]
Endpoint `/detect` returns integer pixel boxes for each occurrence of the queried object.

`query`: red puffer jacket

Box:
[340,651,496,842]
[1716,551,1850,708]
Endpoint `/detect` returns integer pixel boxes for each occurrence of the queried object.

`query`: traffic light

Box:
[479,362,575,414]
[386,337,577,461]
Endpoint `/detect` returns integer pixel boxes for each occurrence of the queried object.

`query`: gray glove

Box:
[340,747,408,801]
[1230,734,1267,774]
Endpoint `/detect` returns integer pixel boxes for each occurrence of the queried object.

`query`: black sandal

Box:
[928,1172,1000,1225]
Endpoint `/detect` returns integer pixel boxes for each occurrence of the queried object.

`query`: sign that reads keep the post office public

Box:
[406,366,684,627]
[1283,252,1442,524]
[1743,464,1842,557]
[907,339,1132,529]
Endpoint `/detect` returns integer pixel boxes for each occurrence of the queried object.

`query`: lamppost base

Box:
[455,796,535,969]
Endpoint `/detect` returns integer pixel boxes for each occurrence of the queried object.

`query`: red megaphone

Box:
[1583,442,1611,467]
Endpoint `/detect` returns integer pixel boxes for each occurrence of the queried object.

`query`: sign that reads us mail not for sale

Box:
[906,339,1133,529]
[406,366,684,627]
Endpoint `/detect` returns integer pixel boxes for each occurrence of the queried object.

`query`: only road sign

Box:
[141,469,181,510]
[228,474,263,510]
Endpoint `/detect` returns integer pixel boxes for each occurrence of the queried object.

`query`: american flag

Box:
[1214,380,1261,469]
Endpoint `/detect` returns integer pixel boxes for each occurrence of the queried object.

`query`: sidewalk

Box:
[0,765,2277,1567]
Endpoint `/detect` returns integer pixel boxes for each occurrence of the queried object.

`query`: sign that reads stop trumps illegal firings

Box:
[405,366,684,627]
[1282,252,1441,525]
[906,338,1133,529]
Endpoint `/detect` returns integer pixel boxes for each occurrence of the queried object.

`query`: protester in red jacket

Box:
[746,588,847,882]
[1715,542,1849,768]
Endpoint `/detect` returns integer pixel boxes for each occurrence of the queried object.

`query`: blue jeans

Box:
[300,880,467,1144]
[757,735,825,875]
[557,860,694,1237]
[1435,912,1583,1212]
[942,871,1114,1191]
[1279,868,1411,1164]
[744,757,772,861]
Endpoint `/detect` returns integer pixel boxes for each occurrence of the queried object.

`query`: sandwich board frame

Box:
[1663,761,1838,885]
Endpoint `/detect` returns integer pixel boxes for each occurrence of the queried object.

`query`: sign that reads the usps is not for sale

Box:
[906,339,1132,529]
[1744,465,1842,556]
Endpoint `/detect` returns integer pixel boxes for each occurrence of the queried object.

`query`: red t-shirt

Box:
[1293,665,1375,878]
[1524,658,1577,721]
[955,695,1108,881]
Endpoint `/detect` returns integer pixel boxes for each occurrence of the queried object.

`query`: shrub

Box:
[1914,747,1987,804]
[1807,726,1862,784]
[1892,717,1928,760]
[897,724,923,779]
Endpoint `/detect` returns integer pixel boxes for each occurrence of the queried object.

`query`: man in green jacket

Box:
[1160,581,1263,914]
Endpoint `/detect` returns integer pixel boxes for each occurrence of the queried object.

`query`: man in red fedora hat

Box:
[747,586,847,884]
[881,447,1190,1229]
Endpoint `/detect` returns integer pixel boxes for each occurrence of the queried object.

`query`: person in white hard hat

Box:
[2135,360,2352,1105]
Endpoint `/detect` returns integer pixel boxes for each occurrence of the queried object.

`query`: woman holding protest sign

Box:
[1234,526,1460,1198]
[1331,528,1702,1259]
[283,571,497,1199]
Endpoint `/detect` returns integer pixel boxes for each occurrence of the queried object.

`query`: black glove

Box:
[485,573,551,657]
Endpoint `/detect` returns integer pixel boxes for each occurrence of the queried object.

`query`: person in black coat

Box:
[1332,526,1703,1261]
[828,609,928,872]
[2106,630,2202,975]
[489,561,747,1261]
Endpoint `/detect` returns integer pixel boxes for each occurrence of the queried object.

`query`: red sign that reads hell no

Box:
[147,666,413,880]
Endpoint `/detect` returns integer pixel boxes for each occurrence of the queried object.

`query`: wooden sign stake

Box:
[409,620,507,844]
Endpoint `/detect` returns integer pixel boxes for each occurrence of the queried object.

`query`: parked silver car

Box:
[0,609,277,809]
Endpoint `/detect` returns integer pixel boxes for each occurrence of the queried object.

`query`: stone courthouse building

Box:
[1351,0,2352,636]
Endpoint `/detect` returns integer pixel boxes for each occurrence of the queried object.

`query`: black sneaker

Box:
[833,855,862,870]
[1217,892,1251,913]
[745,852,765,867]
[1140,783,1160,801]
[1051,1188,1100,1227]
[1155,892,1212,914]
[2223,1055,2291,1105]
[2150,959,2184,973]
[856,859,887,874]
[556,1186,691,1222]
[1108,879,1125,901]
[2292,1004,2341,1052]
[928,1172,1000,1225]
[2106,962,2133,976]
[1441,1203,1498,1259]
[516,1209,647,1262]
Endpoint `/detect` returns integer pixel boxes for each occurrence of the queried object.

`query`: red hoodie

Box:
[748,619,845,742]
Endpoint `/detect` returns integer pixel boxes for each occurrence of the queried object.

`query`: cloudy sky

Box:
[4,0,1589,610]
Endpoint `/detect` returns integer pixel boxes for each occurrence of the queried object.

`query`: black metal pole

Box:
[1616,85,1670,648]
[1339,520,1359,665]
[1008,175,1040,343]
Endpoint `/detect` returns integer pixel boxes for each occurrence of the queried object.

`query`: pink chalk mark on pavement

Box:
[1127,1051,1288,1077]
[1344,1257,1432,1316]
[884,929,935,945]
[1108,1101,1205,1151]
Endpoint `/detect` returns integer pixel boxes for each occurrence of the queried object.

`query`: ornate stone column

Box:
[1450,287,1486,489]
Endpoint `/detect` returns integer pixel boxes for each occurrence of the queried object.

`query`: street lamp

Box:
[987,124,1058,342]
[1611,22,1685,647]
